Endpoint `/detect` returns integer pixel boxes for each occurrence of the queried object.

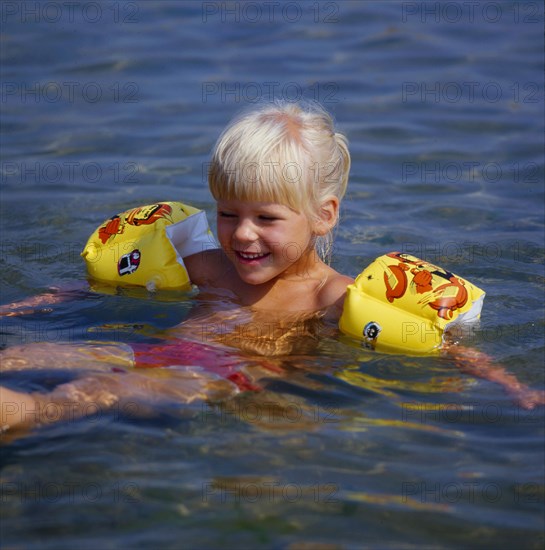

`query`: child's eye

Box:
[259,215,278,222]
[218,211,236,218]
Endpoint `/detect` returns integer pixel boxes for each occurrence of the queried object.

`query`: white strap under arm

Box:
[165,210,219,259]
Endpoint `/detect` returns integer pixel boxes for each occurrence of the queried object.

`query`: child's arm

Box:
[1,206,220,317]
[182,249,232,287]
[443,343,545,410]
[320,272,354,319]
[0,281,90,317]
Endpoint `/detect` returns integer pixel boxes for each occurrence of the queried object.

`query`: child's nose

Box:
[233,218,258,242]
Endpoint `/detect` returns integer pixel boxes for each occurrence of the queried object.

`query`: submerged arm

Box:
[444,343,545,410]
[0,281,90,317]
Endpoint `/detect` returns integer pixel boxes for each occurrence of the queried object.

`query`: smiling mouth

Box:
[235,251,271,263]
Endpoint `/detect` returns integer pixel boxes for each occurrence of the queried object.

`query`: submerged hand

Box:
[510,388,545,410]
[445,344,545,410]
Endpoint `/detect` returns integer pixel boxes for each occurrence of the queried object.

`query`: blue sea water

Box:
[1,1,544,548]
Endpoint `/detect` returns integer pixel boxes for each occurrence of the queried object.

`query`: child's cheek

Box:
[216,226,231,251]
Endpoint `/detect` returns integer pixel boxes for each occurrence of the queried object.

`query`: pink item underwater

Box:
[131,339,264,392]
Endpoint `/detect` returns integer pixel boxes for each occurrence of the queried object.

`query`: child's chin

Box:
[240,275,268,286]
[237,269,273,286]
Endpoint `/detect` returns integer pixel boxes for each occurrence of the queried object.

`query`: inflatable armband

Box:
[81,202,218,290]
[339,252,485,353]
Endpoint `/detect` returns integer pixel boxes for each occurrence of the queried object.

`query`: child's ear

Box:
[314,197,339,235]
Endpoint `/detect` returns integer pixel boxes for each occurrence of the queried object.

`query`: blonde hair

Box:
[208,100,350,262]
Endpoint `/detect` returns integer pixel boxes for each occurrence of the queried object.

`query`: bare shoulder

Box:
[183,249,232,287]
[318,270,354,313]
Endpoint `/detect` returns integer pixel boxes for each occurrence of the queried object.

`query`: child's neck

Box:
[235,256,332,312]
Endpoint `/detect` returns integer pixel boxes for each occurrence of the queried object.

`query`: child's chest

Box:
[233,276,326,312]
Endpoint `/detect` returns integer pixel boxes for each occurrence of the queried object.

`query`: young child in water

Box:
[167,100,355,361]
[1,100,543,434]
[0,101,355,432]
[184,100,354,313]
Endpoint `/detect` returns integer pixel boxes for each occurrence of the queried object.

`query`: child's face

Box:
[216,199,317,285]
